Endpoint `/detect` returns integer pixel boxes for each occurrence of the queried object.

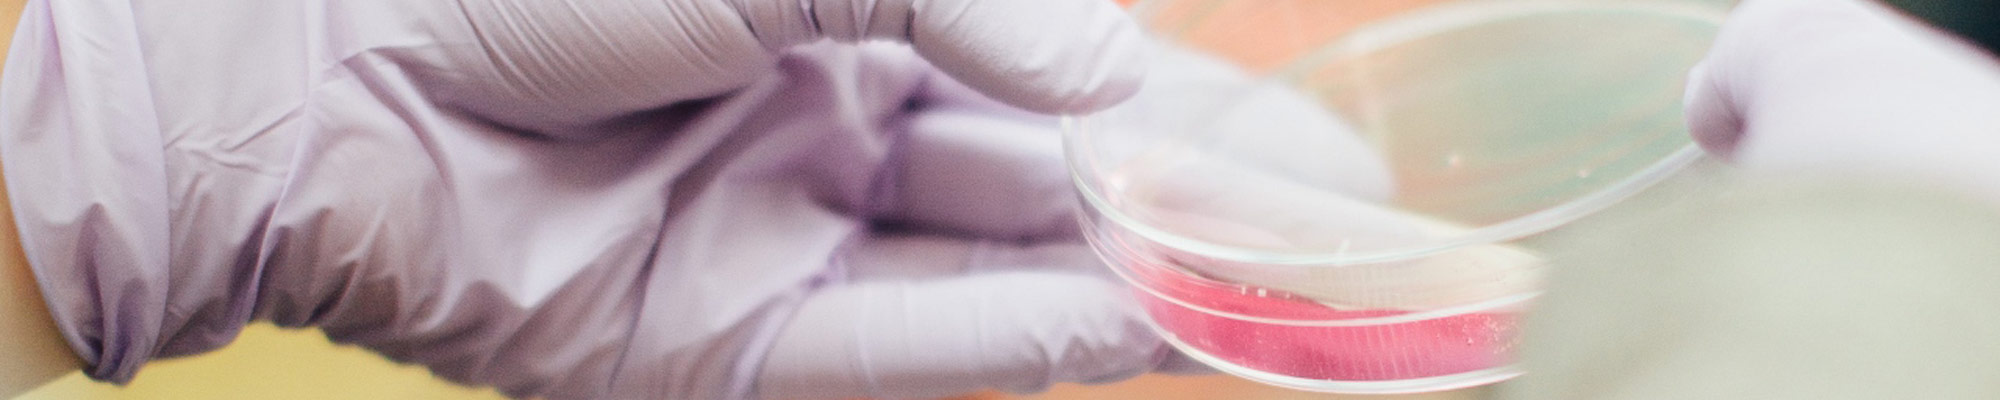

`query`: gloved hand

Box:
[1498,1,2000,398]
[0,0,1191,399]
[1682,0,2000,196]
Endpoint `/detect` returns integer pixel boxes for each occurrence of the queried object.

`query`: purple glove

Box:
[0,0,1182,398]
[1683,0,2000,195]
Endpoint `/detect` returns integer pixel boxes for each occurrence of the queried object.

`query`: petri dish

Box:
[1066,0,1727,394]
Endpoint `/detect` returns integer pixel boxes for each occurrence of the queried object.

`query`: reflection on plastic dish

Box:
[1067,0,1726,394]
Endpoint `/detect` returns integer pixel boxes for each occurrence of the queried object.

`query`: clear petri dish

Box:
[1066,0,1727,394]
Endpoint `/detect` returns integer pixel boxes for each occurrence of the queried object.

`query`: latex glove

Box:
[0,0,1173,399]
[1683,0,2000,196]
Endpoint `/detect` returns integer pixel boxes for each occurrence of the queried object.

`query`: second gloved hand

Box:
[1682,0,2000,195]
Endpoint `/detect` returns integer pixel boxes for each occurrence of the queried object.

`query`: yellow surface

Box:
[12,323,1476,400]
[17,325,508,400]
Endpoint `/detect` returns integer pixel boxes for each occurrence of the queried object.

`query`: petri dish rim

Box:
[1064,1,1725,267]
[1080,213,1544,327]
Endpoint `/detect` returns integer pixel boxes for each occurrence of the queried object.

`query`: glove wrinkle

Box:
[733,0,1146,113]
[3,0,1157,397]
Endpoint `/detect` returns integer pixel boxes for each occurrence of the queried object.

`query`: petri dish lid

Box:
[1067,1,1728,266]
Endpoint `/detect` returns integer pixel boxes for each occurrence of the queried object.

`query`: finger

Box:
[440,0,776,136]
[1685,0,2000,185]
[1682,60,1744,159]
[757,270,1170,399]
[880,92,1078,241]
[732,0,1148,113]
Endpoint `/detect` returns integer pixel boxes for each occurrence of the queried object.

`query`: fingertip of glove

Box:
[1683,60,1744,159]
[1004,40,1148,115]
[1028,21,1150,114]
[912,0,1150,115]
